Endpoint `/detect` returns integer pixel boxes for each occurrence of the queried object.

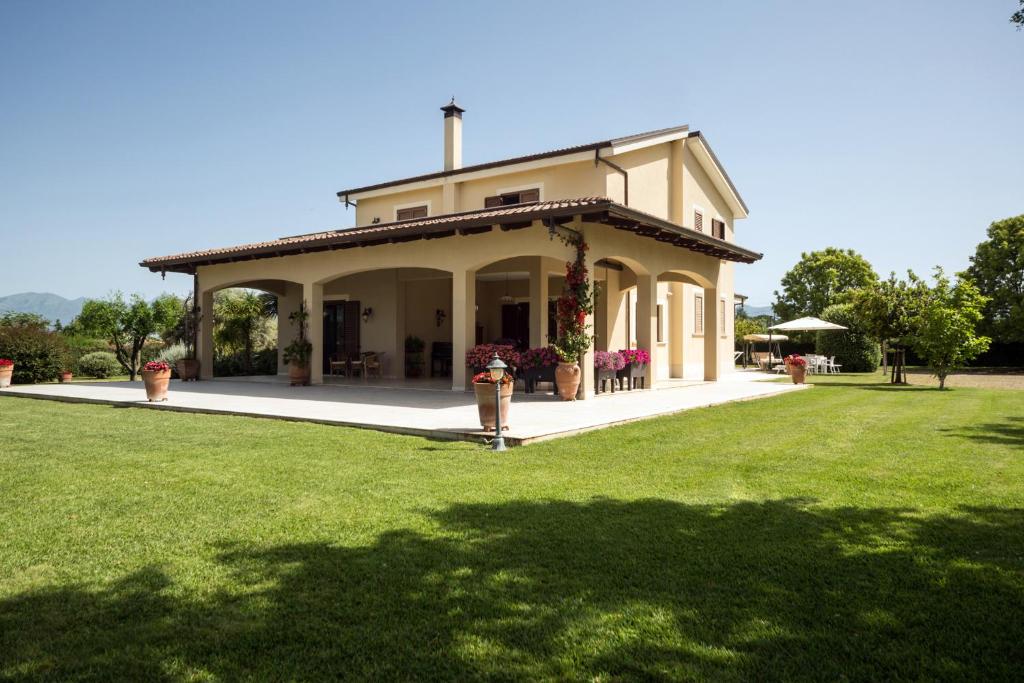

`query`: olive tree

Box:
[75,292,181,380]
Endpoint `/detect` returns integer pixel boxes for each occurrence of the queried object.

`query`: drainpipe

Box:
[595,149,628,206]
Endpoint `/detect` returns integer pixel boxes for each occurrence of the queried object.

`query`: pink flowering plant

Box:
[518,346,559,371]
[784,354,807,368]
[472,370,513,386]
[618,349,651,367]
[594,350,626,371]
[0,358,13,368]
[465,344,519,372]
[142,360,171,373]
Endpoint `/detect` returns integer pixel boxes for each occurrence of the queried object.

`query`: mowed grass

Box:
[1,374,1022,681]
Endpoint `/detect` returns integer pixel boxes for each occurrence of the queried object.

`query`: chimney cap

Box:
[440,97,465,118]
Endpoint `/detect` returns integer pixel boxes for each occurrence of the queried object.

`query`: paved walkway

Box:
[2,372,807,445]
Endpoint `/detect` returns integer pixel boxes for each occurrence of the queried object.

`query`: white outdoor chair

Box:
[825,356,842,374]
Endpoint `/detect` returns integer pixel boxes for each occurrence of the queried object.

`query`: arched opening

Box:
[473,256,565,351]
[656,269,721,382]
[317,267,453,385]
[200,278,302,379]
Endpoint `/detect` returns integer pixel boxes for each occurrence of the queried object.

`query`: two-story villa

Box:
[142,101,761,399]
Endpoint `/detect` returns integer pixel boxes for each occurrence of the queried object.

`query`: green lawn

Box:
[1,374,1022,681]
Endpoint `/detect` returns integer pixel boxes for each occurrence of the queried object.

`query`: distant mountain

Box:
[739,304,774,318]
[0,292,87,326]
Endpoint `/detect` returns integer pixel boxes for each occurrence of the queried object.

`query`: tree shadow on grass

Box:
[941,417,1024,448]
[2,500,1022,680]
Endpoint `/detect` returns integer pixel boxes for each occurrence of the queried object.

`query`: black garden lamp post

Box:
[485,352,508,452]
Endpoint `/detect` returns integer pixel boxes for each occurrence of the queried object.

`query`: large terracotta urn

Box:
[474,381,513,430]
[555,362,581,401]
[141,368,171,401]
[289,361,311,386]
[176,358,200,381]
[788,363,806,385]
[0,362,13,389]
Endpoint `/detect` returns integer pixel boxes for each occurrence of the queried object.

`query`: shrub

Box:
[158,343,188,366]
[214,348,278,377]
[78,352,122,379]
[64,335,111,374]
[815,303,881,372]
[0,325,68,384]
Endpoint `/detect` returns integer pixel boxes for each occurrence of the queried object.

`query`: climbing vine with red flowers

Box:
[554,231,596,363]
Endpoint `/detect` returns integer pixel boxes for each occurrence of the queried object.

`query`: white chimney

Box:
[440,98,465,171]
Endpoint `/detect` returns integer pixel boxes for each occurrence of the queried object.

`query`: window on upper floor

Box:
[711,218,726,240]
[396,205,428,221]
[484,188,540,208]
[694,210,704,233]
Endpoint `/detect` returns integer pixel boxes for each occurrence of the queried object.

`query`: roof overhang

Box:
[140,198,762,275]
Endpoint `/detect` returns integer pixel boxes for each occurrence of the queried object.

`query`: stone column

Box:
[198,287,214,380]
[451,268,476,391]
[528,257,548,348]
[635,273,659,390]
[303,281,324,384]
[276,284,301,375]
[668,282,684,378]
[394,273,406,379]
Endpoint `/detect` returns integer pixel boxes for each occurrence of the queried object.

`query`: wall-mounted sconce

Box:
[362,307,373,323]
[435,308,446,327]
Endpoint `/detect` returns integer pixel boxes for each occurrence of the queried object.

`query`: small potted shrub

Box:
[594,350,625,394]
[784,354,807,384]
[57,369,73,383]
[282,301,312,386]
[0,358,13,388]
[554,333,590,401]
[141,360,171,401]
[472,370,513,430]
[519,346,558,394]
[405,335,426,378]
[617,349,650,390]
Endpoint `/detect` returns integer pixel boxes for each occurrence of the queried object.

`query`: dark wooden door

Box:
[323,300,360,369]
[500,302,530,348]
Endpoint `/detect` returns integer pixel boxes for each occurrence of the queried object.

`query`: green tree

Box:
[911,269,991,389]
[815,303,881,372]
[1013,0,1023,29]
[215,290,275,375]
[773,248,877,321]
[75,292,180,380]
[0,312,50,331]
[848,273,924,383]
[962,214,1024,343]
[735,315,766,341]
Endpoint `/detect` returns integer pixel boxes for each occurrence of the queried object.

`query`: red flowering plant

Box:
[594,350,626,371]
[471,370,513,386]
[554,232,596,363]
[142,360,171,373]
[784,354,807,368]
[465,344,519,374]
[518,346,559,371]
[0,358,13,368]
[618,349,651,367]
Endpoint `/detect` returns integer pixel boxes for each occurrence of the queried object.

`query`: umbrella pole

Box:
[767,331,773,372]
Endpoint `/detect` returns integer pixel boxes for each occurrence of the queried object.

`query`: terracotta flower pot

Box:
[0,364,12,389]
[289,361,311,386]
[141,368,171,401]
[790,365,806,384]
[176,358,200,381]
[555,362,581,401]
[58,371,73,383]
[473,381,513,430]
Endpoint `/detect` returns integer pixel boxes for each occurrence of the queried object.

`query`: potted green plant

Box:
[141,360,171,401]
[0,358,13,388]
[282,301,312,386]
[176,294,201,381]
[404,335,425,378]
[472,370,513,430]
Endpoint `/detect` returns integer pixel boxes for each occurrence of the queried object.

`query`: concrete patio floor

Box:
[1,372,807,446]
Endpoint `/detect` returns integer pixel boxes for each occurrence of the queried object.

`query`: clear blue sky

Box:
[2,1,1021,306]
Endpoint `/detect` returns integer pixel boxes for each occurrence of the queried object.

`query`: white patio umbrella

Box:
[763,317,847,370]
[768,316,848,332]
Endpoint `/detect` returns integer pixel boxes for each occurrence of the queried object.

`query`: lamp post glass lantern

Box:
[485,352,508,451]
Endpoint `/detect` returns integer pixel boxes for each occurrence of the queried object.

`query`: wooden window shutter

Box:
[711,219,725,239]
[343,300,361,356]
[694,294,704,335]
[694,211,703,233]
[484,195,502,208]
[518,188,540,203]
[396,205,428,221]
